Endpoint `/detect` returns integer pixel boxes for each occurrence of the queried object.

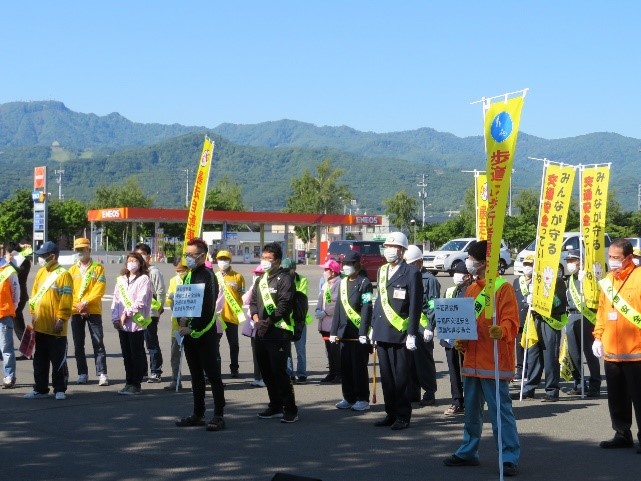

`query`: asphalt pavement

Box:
[1,262,638,481]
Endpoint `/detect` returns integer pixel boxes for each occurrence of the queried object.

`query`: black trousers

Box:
[377,342,412,422]
[604,360,641,442]
[445,346,464,407]
[340,341,370,403]
[523,320,561,397]
[321,330,341,378]
[407,339,437,402]
[70,314,107,376]
[566,315,601,390]
[256,338,297,415]
[33,332,68,394]
[143,316,163,375]
[224,322,240,373]
[118,330,146,388]
[184,332,226,417]
[515,329,524,377]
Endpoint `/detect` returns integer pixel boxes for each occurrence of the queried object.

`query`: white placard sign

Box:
[172,284,205,318]
[434,297,478,340]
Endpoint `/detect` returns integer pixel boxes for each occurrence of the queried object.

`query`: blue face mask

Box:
[185,257,197,269]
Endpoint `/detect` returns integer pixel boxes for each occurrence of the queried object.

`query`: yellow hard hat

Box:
[523,254,535,264]
[216,250,232,260]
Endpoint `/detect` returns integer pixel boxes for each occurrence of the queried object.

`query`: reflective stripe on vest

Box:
[599,276,641,330]
[215,271,247,323]
[0,265,17,286]
[29,266,65,311]
[568,275,597,325]
[183,271,216,337]
[340,277,361,329]
[474,277,508,319]
[462,366,515,378]
[540,312,569,330]
[76,261,99,300]
[116,277,152,328]
[258,272,292,333]
[378,265,408,332]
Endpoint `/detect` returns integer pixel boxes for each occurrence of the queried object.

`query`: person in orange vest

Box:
[24,241,73,400]
[0,254,21,388]
[68,237,108,386]
[593,238,641,452]
[443,240,520,477]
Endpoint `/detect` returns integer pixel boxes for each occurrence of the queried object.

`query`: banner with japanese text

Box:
[483,96,524,318]
[476,173,488,240]
[182,137,215,256]
[580,165,610,309]
[532,163,576,317]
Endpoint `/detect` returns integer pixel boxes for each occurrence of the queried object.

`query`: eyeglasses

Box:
[183,253,203,259]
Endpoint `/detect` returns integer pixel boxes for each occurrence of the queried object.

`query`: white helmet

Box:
[384,231,409,249]
[404,245,423,264]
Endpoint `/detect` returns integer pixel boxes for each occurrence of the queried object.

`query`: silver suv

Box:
[423,237,512,276]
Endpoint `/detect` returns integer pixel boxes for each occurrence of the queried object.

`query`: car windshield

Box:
[524,239,536,251]
[438,240,469,251]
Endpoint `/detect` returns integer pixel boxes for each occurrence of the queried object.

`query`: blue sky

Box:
[2,1,640,140]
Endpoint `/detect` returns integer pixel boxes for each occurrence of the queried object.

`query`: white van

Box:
[513,232,612,277]
[423,237,512,276]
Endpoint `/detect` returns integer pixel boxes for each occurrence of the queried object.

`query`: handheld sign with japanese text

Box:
[434,298,478,340]
[172,284,205,318]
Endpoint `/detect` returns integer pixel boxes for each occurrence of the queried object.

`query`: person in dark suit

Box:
[364,232,423,430]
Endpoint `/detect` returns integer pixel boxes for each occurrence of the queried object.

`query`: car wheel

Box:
[499,259,507,275]
[449,260,462,277]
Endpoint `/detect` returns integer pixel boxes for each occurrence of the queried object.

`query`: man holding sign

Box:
[175,238,226,432]
[443,240,520,477]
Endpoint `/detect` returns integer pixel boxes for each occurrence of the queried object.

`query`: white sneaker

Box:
[351,400,371,411]
[2,376,15,389]
[250,379,266,387]
[335,399,353,410]
[54,392,66,400]
[77,374,88,384]
[23,390,49,399]
[98,374,109,386]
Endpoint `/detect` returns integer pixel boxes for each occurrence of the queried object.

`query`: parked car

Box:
[626,237,641,250]
[327,239,385,282]
[513,231,612,277]
[422,237,512,276]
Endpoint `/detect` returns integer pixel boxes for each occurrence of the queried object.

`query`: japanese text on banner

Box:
[182,138,214,256]
[532,164,576,317]
[581,166,610,308]
[476,173,488,240]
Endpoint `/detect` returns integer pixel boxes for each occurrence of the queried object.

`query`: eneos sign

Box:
[354,216,381,225]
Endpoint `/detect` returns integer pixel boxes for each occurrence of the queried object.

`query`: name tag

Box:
[608,310,618,321]
[393,288,406,300]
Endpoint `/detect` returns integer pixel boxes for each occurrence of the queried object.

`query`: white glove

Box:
[329,335,338,343]
[315,309,324,320]
[405,334,417,351]
[358,335,367,344]
[526,294,533,306]
[423,329,434,342]
[592,339,604,358]
[577,270,586,282]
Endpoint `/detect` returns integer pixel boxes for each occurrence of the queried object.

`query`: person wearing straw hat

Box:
[329,250,373,412]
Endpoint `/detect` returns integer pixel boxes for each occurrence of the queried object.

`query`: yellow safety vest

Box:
[0,265,16,286]
[473,277,508,319]
[568,275,597,325]
[76,261,99,300]
[258,272,292,333]
[215,271,247,323]
[340,277,361,329]
[29,266,65,311]
[182,271,216,338]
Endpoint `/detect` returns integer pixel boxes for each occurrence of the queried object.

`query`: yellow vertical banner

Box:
[476,173,488,240]
[183,137,215,254]
[484,96,524,318]
[532,163,576,317]
[581,165,610,308]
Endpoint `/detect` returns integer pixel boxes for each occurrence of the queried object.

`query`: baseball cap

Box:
[74,238,91,249]
[321,259,341,274]
[342,251,361,263]
[35,241,59,256]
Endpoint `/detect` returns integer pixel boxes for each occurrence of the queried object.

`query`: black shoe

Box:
[331,376,342,384]
[503,462,519,476]
[390,419,410,430]
[320,374,335,384]
[230,371,239,379]
[280,412,299,423]
[600,433,634,449]
[419,397,436,407]
[295,376,308,384]
[541,395,559,403]
[586,389,601,398]
[510,391,534,400]
[374,415,396,427]
[206,416,226,431]
[257,408,284,419]
[175,415,205,427]
[16,355,28,361]
[443,454,480,467]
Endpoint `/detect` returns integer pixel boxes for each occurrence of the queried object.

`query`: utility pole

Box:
[55,166,64,200]
[417,174,428,225]
[638,183,641,211]
[183,169,190,207]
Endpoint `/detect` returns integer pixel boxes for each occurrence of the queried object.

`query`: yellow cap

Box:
[216,250,232,260]
[633,248,641,257]
[523,254,535,263]
[74,238,91,249]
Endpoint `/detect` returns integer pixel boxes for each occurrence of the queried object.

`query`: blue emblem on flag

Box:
[490,112,513,142]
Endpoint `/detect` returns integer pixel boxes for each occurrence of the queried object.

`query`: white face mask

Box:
[38,257,47,267]
[522,266,534,277]
[217,260,231,271]
[384,247,399,263]
[453,273,466,285]
[127,261,139,273]
[323,270,332,279]
[567,263,578,274]
[260,260,272,272]
[465,259,481,276]
[342,265,355,277]
[608,260,623,271]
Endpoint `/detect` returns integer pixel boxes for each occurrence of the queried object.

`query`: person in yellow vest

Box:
[215,250,245,378]
[164,258,190,391]
[364,232,423,430]
[0,255,21,389]
[111,251,153,395]
[24,241,73,400]
[593,238,641,452]
[564,250,601,397]
[68,237,108,386]
[512,254,534,383]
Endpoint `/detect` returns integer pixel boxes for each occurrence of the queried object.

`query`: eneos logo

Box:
[355,216,379,225]
[101,209,122,219]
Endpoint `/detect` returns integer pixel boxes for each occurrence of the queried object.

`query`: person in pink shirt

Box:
[111,252,152,395]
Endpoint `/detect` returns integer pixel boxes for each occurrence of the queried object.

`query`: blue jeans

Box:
[0,316,16,380]
[144,317,163,375]
[454,376,520,465]
[71,314,107,376]
[287,325,307,377]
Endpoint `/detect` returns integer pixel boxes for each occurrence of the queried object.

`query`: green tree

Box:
[384,190,418,235]
[0,189,33,243]
[513,189,540,224]
[48,199,89,243]
[205,175,246,211]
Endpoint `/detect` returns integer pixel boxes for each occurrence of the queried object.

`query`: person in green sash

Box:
[512,254,534,383]
[564,250,601,397]
[111,252,152,395]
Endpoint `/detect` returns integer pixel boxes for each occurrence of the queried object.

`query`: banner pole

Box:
[578,165,586,399]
